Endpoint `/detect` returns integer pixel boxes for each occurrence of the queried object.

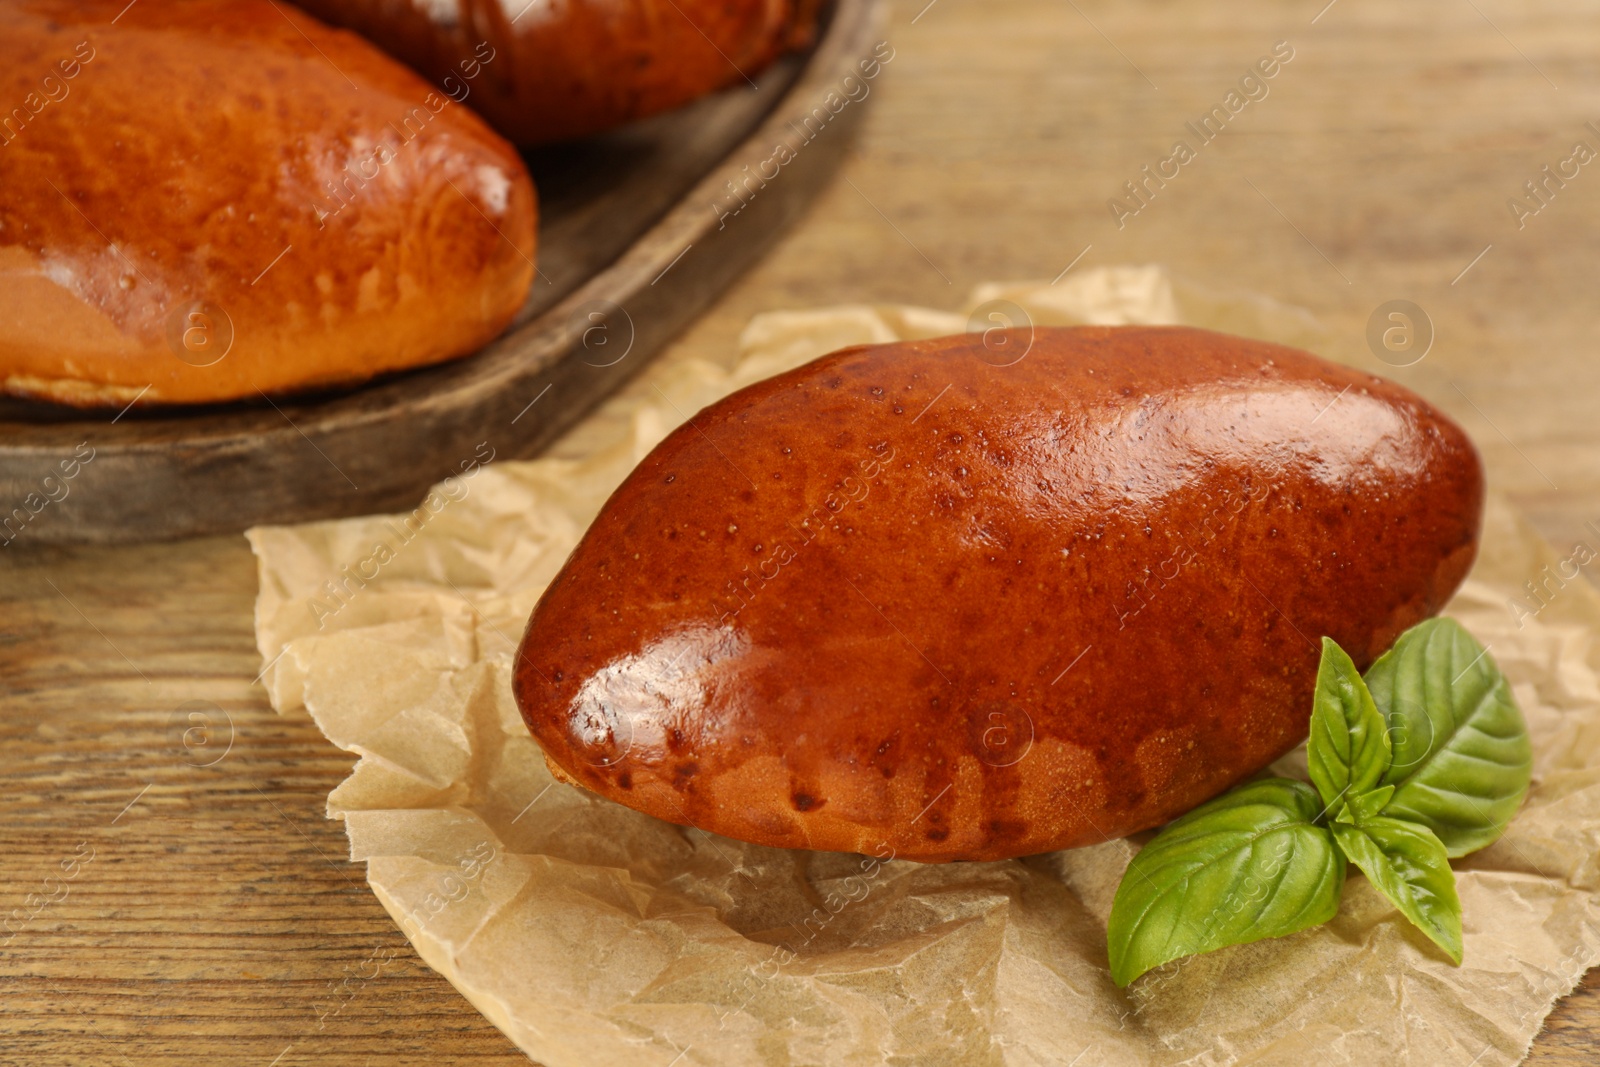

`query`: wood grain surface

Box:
[3,0,1598,1063]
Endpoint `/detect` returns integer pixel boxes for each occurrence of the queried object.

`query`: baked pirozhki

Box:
[512,326,1484,863]
[0,0,536,407]
[291,0,822,145]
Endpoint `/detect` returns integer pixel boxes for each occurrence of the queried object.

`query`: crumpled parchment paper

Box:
[250,265,1600,1067]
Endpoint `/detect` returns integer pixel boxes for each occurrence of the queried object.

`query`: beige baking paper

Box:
[250,265,1600,1067]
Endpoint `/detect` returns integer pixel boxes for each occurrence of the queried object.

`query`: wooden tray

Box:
[0,0,884,544]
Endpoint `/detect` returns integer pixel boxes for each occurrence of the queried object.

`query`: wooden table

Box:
[4,0,1598,1062]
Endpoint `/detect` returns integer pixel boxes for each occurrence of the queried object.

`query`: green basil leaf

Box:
[1364,618,1533,856]
[1341,784,1395,824]
[1331,815,1463,963]
[1308,637,1392,815]
[1107,778,1346,986]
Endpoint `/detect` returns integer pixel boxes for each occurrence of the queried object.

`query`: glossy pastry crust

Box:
[0,0,536,406]
[291,0,821,145]
[514,326,1484,862]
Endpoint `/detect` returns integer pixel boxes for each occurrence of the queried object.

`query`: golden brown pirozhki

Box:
[291,0,820,145]
[0,0,535,406]
[513,327,1484,863]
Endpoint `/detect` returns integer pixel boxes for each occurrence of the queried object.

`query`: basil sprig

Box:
[1106,779,1345,986]
[1365,620,1534,856]
[1308,637,1391,809]
[1107,618,1531,986]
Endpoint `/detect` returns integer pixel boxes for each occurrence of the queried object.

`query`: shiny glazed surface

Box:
[0,0,536,406]
[514,327,1484,862]
[292,0,819,145]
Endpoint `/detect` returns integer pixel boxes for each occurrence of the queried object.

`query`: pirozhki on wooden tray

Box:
[0,0,536,406]
[291,0,824,145]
